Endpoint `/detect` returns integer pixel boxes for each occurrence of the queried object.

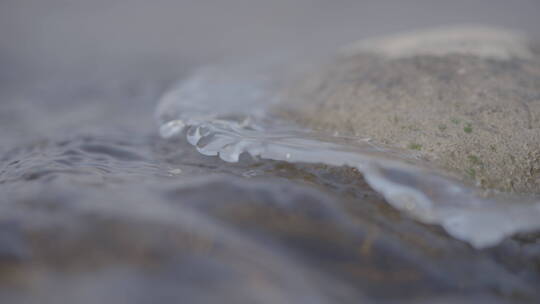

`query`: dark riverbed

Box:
[1,1,540,303]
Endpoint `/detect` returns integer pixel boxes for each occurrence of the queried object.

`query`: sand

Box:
[278,26,540,193]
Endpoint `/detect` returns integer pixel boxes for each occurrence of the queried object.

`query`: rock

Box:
[278,26,540,193]
[1,166,539,303]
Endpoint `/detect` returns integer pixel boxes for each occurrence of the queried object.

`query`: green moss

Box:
[463,123,473,133]
[467,154,480,164]
[408,143,422,150]
[465,168,476,179]
[467,154,484,168]
[438,124,447,131]
[450,117,461,125]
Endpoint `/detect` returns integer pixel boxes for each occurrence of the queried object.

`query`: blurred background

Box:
[1,0,539,84]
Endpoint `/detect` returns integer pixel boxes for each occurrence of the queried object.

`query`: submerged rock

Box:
[278,26,540,193]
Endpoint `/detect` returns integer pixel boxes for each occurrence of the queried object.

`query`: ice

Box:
[156,66,540,249]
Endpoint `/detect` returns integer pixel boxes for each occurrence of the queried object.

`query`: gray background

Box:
[1,0,539,81]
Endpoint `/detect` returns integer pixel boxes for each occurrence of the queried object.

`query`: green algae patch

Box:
[438,124,447,132]
[408,143,423,151]
[465,168,477,179]
[467,154,483,167]
[463,123,473,134]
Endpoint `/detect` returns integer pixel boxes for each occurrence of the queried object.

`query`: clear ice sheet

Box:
[156,66,540,249]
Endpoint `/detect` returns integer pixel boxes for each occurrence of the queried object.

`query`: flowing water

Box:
[0,61,538,304]
[156,65,540,249]
[2,1,540,303]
